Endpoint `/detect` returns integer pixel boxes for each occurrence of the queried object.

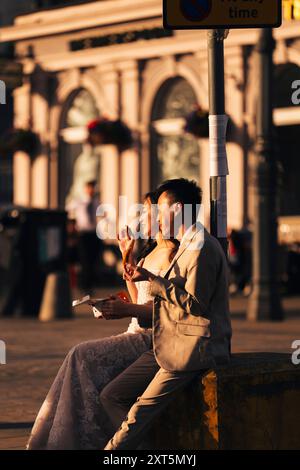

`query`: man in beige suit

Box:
[100,178,232,450]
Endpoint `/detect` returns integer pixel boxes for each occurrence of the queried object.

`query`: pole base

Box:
[246,283,284,322]
[39,271,73,322]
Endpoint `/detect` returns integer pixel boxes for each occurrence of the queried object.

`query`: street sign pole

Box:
[207,29,229,258]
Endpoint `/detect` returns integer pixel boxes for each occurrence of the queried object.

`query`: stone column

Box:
[13,80,31,206]
[119,61,140,208]
[13,151,31,207]
[198,138,210,229]
[31,68,49,209]
[96,65,120,212]
[224,46,247,230]
[140,124,151,199]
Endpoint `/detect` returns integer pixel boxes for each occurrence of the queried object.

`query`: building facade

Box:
[0,0,36,204]
[0,0,299,237]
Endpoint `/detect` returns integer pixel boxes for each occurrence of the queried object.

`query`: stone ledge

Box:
[148,353,300,450]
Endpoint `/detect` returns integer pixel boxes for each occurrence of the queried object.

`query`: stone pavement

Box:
[0,288,300,450]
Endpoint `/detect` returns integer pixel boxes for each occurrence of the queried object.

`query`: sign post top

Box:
[163,0,282,30]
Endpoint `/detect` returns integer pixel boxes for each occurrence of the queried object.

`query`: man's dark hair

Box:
[85,180,97,187]
[155,178,202,225]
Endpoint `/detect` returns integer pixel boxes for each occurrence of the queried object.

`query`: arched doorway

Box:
[58,88,100,208]
[150,77,200,187]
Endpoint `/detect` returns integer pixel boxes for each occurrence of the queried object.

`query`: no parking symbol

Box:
[180,0,212,21]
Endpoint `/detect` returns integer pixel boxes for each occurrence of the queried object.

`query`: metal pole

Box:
[247,28,284,321]
[207,29,229,258]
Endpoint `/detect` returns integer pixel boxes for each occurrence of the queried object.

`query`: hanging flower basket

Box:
[0,128,40,158]
[87,117,133,151]
[184,105,209,138]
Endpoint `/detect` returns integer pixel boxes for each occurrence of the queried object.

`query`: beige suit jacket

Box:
[138,224,232,372]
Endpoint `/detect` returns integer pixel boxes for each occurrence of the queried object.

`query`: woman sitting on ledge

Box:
[26,191,179,450]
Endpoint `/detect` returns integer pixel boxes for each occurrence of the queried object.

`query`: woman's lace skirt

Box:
[26,330,152,450]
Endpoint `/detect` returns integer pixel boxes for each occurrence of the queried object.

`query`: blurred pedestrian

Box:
[67,180,102,292]
[228,227,252,296]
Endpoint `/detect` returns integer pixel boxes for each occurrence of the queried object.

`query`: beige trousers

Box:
[100,349,205,450]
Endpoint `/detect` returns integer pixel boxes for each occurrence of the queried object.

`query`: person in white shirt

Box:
[67,180,102,291]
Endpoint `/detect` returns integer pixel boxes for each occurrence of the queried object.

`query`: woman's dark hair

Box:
[136,191,158,263]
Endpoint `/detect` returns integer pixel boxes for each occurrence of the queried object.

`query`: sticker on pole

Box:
[163,0,282,29]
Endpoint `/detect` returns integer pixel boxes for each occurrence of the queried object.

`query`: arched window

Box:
[150,77,200,187]
[274,62,300,109]
[64,89,99,128]
[59,89,100,207]
[274,64,300,217]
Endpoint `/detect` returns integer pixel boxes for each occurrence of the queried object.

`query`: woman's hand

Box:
[124,258,156,283]
[118,225,135,264]
[93,296,131,320]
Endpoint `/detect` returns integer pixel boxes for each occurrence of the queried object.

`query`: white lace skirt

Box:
[26,330,152,450]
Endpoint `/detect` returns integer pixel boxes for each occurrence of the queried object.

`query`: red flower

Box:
[87,118,108,131]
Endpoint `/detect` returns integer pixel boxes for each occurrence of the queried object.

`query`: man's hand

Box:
[92,296,131,320]
[123,258,156,283]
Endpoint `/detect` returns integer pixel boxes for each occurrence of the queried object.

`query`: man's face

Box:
[157,191,182,239]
